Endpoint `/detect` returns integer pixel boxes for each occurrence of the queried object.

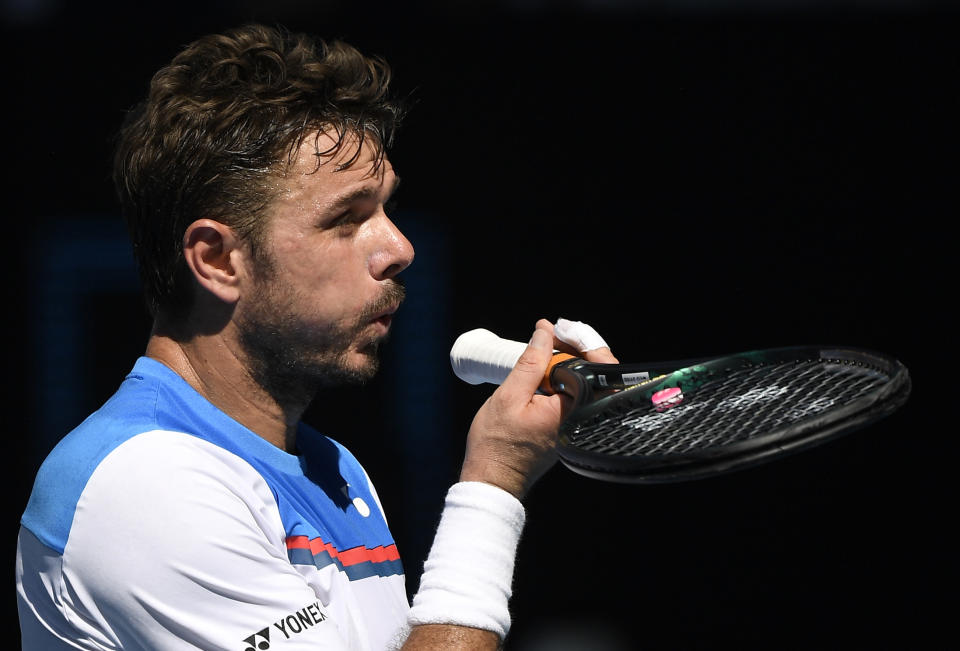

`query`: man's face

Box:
[234,130,414,402]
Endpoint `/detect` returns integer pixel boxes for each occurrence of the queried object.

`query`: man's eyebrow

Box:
[328,175,401,211]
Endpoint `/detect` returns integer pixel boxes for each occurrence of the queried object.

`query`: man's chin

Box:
[343,347,381,382]
[291,353,378,394]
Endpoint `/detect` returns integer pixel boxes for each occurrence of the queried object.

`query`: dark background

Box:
[4,1,954,649]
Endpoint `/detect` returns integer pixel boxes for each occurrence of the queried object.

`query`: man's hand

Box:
[459,319,618,499]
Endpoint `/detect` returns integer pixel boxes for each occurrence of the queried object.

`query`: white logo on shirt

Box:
[340,484,371,517]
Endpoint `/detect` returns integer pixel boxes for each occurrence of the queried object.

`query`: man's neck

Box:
[145,329,305,453]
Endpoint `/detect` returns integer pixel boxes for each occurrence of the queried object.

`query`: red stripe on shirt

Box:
[286,535,399,567]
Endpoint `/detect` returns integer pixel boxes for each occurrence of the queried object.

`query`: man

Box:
[16,24,617,650]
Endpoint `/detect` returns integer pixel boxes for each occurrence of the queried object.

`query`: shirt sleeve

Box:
[29,430,351,650]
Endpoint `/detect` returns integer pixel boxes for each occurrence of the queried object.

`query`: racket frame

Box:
[550,346,912,483]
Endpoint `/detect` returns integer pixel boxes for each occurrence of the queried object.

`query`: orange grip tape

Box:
[540,352,576,393]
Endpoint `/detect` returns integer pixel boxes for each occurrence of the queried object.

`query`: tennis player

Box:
[16,24,617,650]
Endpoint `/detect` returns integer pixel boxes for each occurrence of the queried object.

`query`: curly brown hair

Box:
[113,23,404,318]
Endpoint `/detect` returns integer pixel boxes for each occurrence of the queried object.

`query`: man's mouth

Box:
[362,281,405,332]
[368,303,400,331]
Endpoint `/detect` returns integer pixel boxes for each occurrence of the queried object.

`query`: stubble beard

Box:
[236,276,406,410]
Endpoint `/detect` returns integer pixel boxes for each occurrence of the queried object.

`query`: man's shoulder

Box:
[20,357,253,553]
[22,427,258,554]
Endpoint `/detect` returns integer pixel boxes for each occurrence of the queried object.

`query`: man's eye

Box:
[329,211,354,227]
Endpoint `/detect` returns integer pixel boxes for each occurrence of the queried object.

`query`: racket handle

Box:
[450,328,575,392]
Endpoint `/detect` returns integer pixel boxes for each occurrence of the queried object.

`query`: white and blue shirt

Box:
[17,357,410,650]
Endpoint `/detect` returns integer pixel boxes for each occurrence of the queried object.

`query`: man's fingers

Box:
[499,318,618,399]
[535,318,554,332]
[552,339,618,364]
[583,346,619,364]
[499,325,554,398]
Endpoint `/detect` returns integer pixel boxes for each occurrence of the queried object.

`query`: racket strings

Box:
[568,359,890,456]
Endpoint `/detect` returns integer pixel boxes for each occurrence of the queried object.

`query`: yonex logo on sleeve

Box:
[242,601,328,649]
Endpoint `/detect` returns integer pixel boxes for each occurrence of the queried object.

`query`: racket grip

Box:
[450,329,527,385]
[450,328,575,392]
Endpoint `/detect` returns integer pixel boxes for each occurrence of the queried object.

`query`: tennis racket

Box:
[450,329,911,483]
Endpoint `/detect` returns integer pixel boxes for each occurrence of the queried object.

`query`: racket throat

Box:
[550,364,593,403]
[550,359,631,403]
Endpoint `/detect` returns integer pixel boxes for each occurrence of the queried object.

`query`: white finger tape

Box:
[554,318,608,352]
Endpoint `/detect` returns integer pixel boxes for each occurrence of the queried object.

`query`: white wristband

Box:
[406,482,526,639]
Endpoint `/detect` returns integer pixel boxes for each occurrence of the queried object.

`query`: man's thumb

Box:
[500,326,554,397]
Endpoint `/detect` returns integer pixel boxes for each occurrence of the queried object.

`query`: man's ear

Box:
[182,219,247,304]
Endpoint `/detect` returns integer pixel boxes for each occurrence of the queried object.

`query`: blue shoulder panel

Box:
[22,357,397,570]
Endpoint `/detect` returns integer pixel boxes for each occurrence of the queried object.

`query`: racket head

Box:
[555,346,911,483]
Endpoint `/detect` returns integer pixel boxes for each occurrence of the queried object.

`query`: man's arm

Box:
[404,624,501,650]
[402,319,618,650]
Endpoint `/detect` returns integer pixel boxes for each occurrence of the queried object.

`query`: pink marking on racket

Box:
[652,387,684,411]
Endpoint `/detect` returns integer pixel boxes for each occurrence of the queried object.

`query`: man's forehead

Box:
[281,129,393,188]
[269,129,394,208]
[299,128,387,174]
